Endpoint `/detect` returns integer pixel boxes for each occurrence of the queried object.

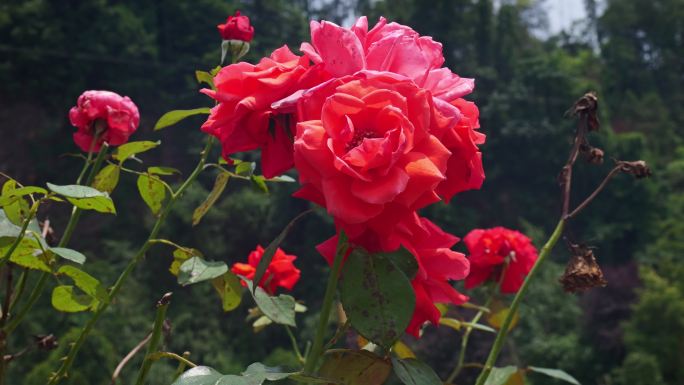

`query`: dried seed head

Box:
[560,245,607,293]
[568,92,600,131]
[618,160,652,179]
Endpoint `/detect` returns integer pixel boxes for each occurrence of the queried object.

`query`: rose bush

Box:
[69,90,139,152]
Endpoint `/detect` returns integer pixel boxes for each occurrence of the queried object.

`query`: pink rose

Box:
[69,90,140,152]
[293,72,453,238]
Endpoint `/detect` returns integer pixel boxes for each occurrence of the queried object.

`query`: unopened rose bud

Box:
[218,10,253,64]
[618,160,652,179]
[560,244,607,293]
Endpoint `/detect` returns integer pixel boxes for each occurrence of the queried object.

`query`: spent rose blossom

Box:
[201,46,328,178]
[217,10,254,42]
[69,90,139,152]
[464,227,539,294]
[293,72,454,239]
[231,245,301,295]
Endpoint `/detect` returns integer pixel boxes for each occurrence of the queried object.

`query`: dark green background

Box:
[0,0,682,384]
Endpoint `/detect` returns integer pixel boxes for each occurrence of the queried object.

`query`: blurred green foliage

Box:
[0,0,682,384]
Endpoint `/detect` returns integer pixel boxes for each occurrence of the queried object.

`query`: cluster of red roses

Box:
[203,13,489,336]
[67,11,539,338]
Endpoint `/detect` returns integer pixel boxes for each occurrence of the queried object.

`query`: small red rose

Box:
[464,227,538,294]
[69,90,139,152]
[217,10,254,42]
[231,245,301,295]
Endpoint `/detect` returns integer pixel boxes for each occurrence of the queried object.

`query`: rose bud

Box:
[218,10,254,63]
[69,90,140,153]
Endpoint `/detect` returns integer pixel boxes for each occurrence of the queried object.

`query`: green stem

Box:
[3,145,110,335]
[285,325,304,363]
[446,296,494,384]
[8,269,27,313]
[172,352,194,380]
[474,219,565,385]
[0,201,40,268]
[302,232,348,375]
[134,294,171,385]
[47,137,214,385]
[60,142,109,248]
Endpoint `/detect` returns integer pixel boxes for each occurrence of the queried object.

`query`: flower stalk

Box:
[302,232,348,375]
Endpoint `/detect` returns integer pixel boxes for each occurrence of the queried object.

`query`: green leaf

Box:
[195,70,215,89]
[528,367,580,385]
[340,249,415,347]
[212,271,243,312]
[112,140,161,162]
[50,247,86,265]
[47,183,107,199]
[380,247,418,279]
[485,366,518,385]
[92,164,120,193]
[266,175,296,183]
[319,350,391,385]
[2,181,30,224]
[250,175,269,194]
[67,196,116,214]
[244,279,296,327]
[147,166,181,176]
[192,172,229,226]
[169,248,202,276]
[47,183,116,213]
[0,186,47,206]
[0,237,51,272]
[154,108,211,131]
[391,357,442,385]
[172,363,296,385]
[137,174,166,215]
[251,210,311,294]
[243,362,292,381]
[235,162,255,176]
[178,257,228,286]
[51,285,94,313]
[0,209,22,238]
[57,265,107,302]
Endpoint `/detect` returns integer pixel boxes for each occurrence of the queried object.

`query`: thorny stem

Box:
[134,293,171,385]
[302,232,348,375]
[47,136,215,385]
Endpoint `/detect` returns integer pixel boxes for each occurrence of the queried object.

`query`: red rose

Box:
[69,90,139,152]
[464,227,538,294]
[217,10,254,42]
[231,245,301,295]
[201,46,328,178]
[293,72,453,240]
[400,216,469,337]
